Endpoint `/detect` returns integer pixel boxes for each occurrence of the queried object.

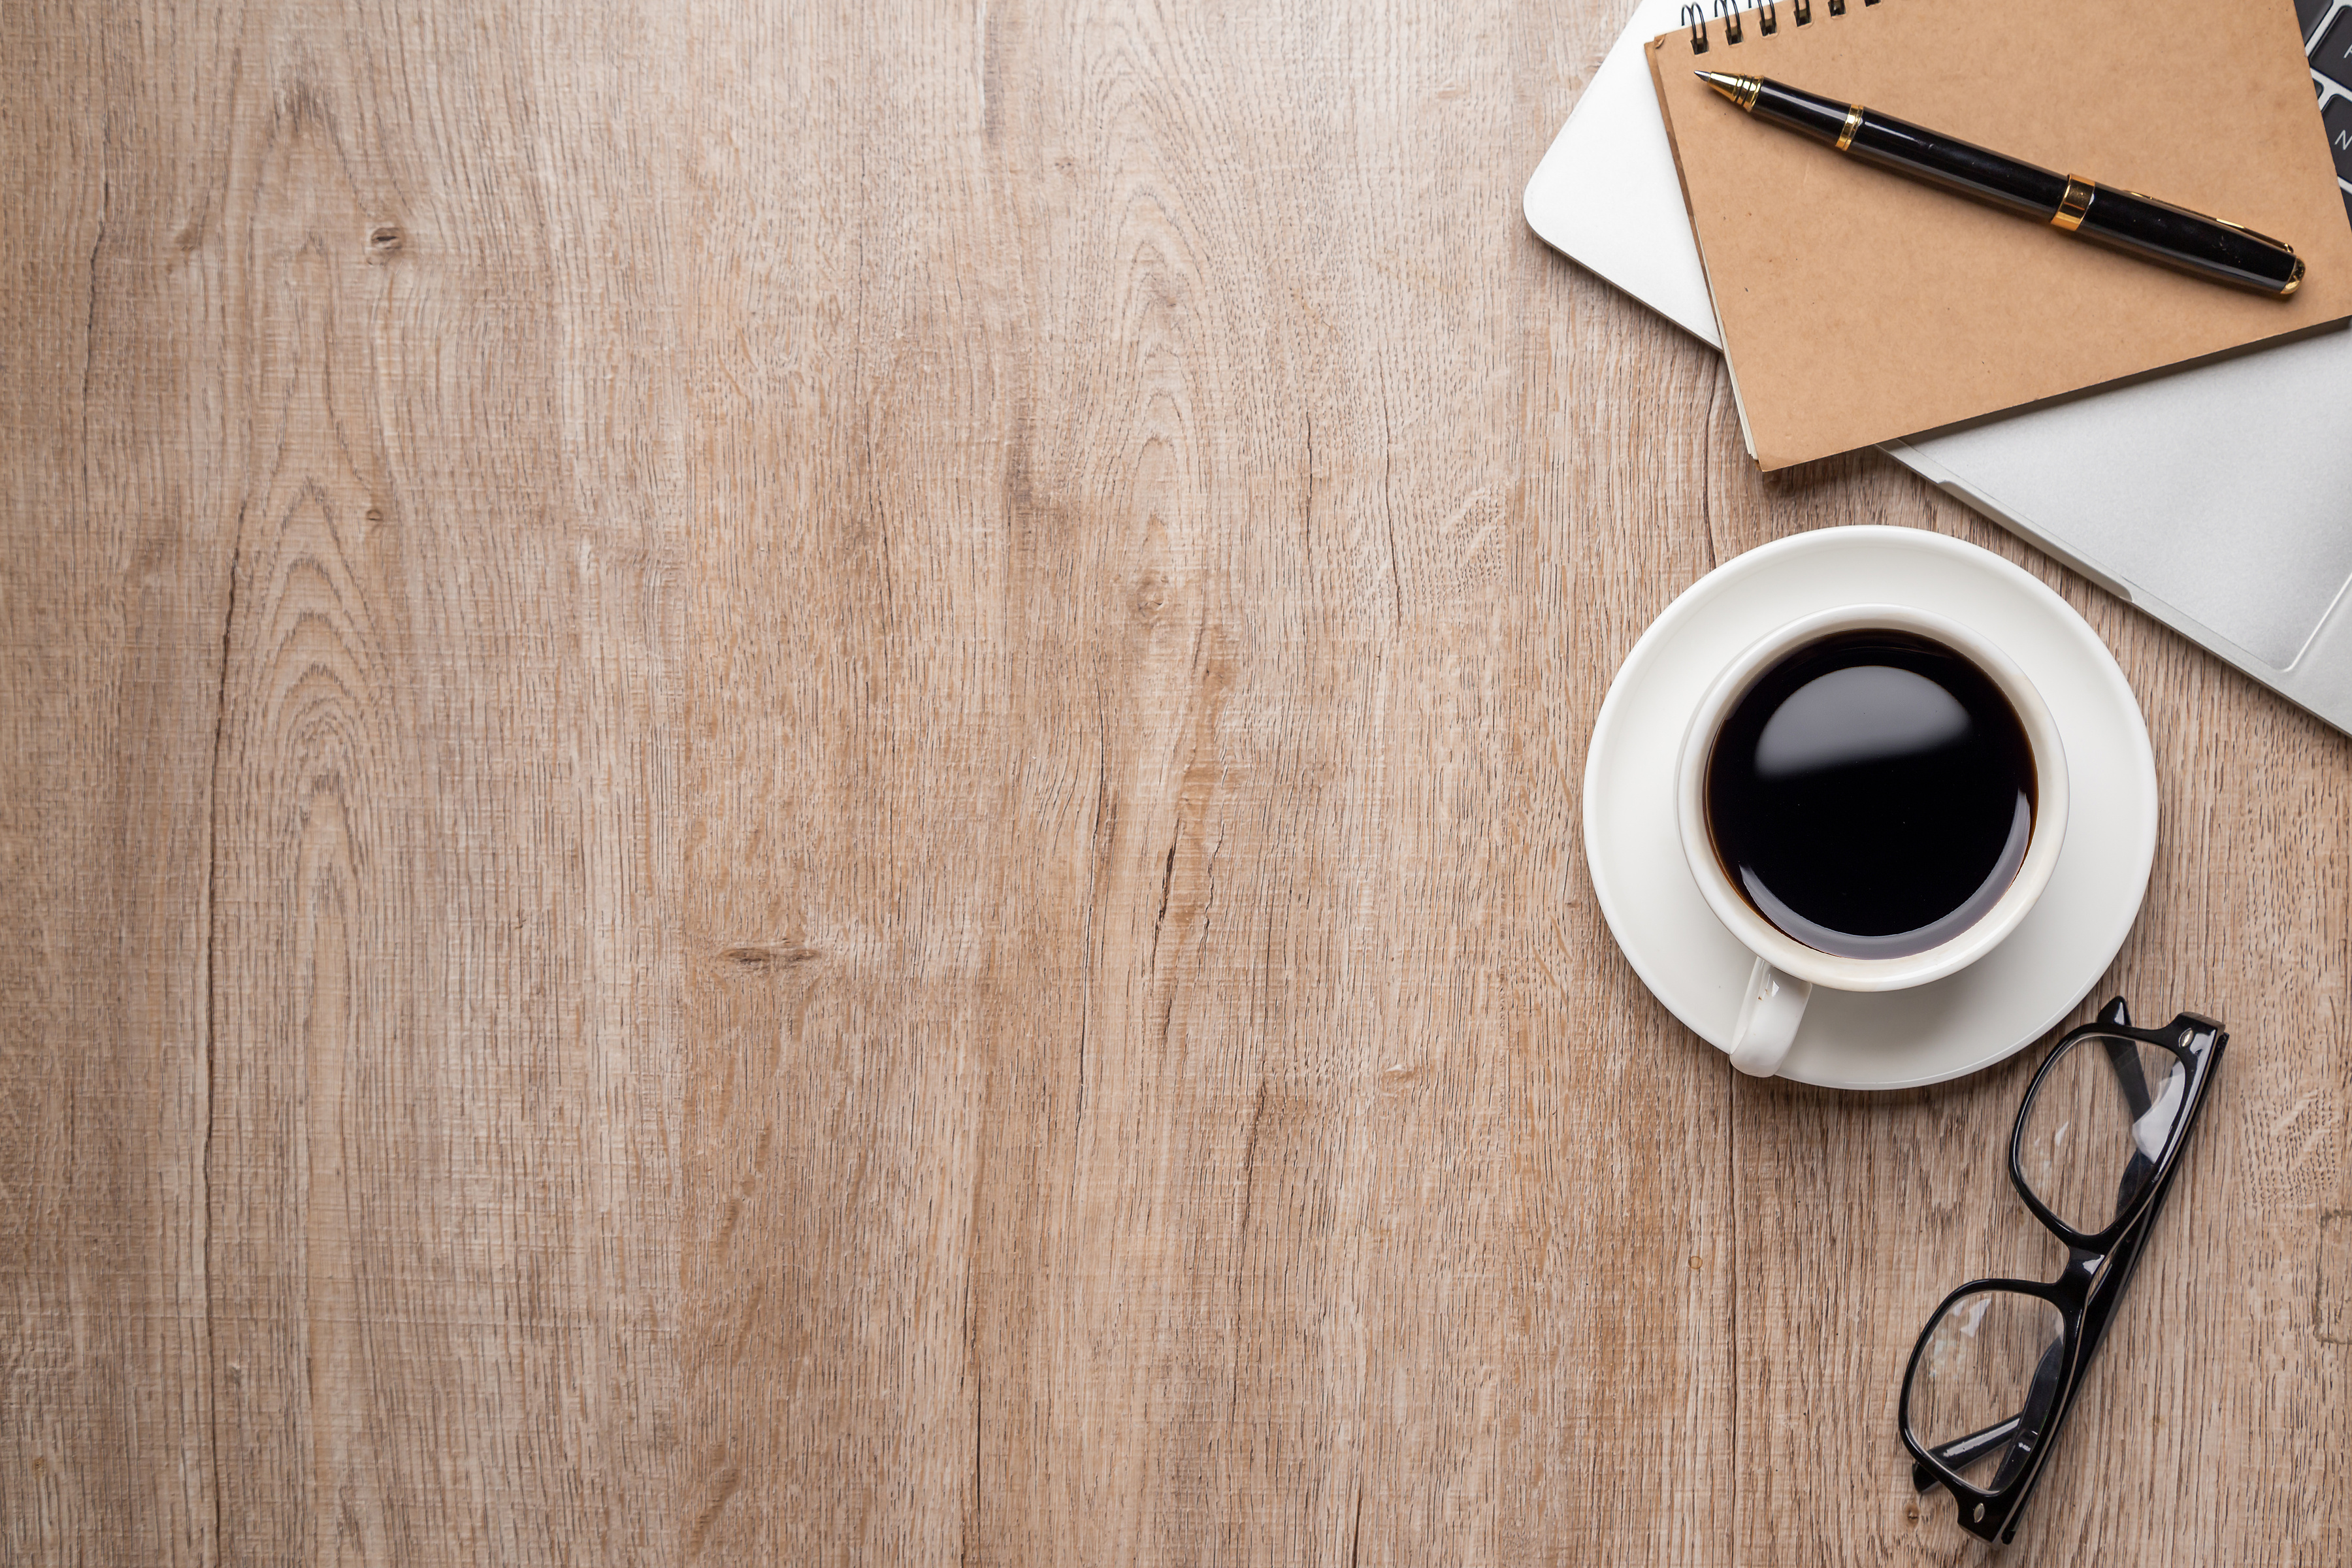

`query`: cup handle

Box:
[1727,956,1812,1078]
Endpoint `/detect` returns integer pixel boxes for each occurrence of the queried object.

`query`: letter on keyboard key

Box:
[2319,12,2352,92]
[2327,95,2352,182]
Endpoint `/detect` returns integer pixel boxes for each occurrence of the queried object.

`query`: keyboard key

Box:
[2303,0,2332,45]
[2319,11,2352,91]
[2328,95,2352,182]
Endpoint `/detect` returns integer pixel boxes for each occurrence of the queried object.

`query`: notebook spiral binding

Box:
[1684,0,1868,53]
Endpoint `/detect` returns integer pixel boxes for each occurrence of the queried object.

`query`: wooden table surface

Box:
[7,1,2347,1562]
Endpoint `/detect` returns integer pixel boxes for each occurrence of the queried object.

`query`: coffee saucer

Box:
[1583,526,2157,1090]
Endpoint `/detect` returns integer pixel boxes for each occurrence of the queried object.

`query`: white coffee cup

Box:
[1675,604,2069,1079]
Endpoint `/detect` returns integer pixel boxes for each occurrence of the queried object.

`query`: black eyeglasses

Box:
[1898,998,2226,1546]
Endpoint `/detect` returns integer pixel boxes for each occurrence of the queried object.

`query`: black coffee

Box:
[1705,630,2036,960]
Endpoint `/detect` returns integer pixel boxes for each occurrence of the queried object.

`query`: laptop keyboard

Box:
[2323,12,2352,88]
[2309,1,2352,226]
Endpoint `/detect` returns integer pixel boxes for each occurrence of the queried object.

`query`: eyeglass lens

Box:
[2016,1032,2188,1235]
[1909,1287,2066,1492]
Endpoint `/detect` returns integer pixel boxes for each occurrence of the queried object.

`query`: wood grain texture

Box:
[5,0,2345,1563]
[3,3,685,1563]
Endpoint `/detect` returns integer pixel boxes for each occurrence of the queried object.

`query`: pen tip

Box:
[1695,71,1756,108]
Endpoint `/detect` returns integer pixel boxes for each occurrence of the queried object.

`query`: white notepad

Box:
[1523,0,1727,348]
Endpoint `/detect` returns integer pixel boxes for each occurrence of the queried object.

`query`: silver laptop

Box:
[1526,0,2352,734]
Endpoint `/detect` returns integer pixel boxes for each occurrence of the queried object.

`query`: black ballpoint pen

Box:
[1695,71,2304,297]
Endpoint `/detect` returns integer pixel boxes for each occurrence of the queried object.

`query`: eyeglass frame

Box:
[1896,998,2227,1546]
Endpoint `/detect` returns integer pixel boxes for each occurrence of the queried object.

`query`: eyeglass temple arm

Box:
[2103,1036,2156,1119]
[1909,1333,2068,1492]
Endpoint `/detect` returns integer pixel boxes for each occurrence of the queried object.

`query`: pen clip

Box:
[2205,214,2296,256]
[2118,188,2296,255]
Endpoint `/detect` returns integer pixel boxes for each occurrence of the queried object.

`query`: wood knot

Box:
[721,943,821,969]
[368,224,404,255]
[1130,569,1171,623]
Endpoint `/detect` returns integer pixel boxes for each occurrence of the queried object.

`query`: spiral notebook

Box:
[1646,0,2352,471]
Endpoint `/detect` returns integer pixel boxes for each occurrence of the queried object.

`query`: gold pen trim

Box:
[2052,175,2096,233]
[1693,72,1761,112]
[1835,104,1863,152]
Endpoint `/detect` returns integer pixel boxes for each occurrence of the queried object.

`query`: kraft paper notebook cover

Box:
[1645,0,2352,472]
